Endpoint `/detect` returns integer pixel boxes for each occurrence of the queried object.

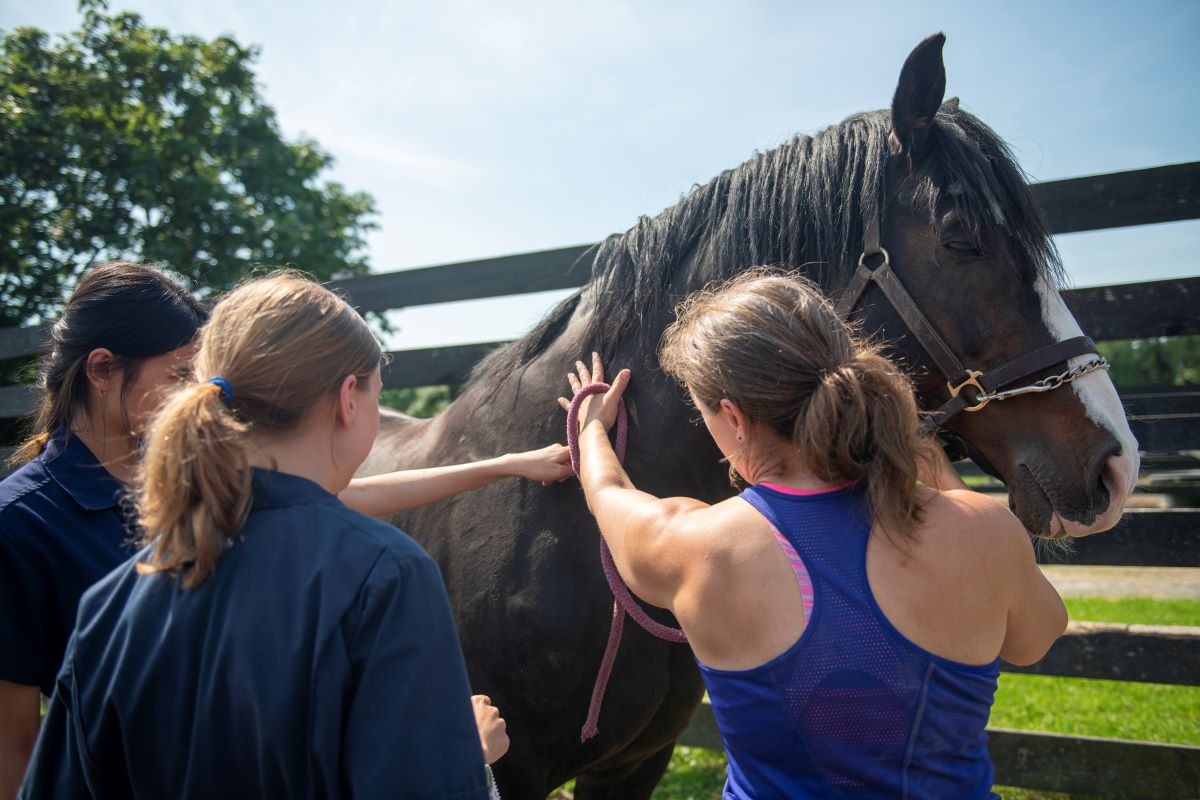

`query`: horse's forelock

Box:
[917,107,1065,286]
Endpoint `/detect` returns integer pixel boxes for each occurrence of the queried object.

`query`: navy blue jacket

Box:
[0,430,130,695]
[21,468,488,800]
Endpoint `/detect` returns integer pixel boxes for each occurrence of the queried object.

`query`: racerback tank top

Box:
[696,483,1000,799]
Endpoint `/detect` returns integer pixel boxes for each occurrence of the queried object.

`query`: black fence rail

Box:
[2,160,1198,798]
[678,701,1200,800]
[1,162,1198,365]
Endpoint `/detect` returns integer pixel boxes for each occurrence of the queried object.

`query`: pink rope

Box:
[580,600,623,742]
[567,382,687,742]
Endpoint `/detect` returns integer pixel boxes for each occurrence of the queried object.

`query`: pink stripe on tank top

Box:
[767,524,814,620]
[760,481,854,496]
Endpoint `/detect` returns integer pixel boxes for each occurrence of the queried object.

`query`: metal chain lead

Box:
[977,357,1110,404]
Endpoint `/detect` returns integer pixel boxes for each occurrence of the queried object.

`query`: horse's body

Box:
[360,35,1139,798]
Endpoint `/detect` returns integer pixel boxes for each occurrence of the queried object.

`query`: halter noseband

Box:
[836,204,1110,437]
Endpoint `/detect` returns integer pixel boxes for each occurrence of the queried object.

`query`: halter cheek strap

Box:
[838,205,1107,436]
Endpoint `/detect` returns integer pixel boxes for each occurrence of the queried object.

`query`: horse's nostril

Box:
[1098,454,1129,511]
[1096,461,1113,504]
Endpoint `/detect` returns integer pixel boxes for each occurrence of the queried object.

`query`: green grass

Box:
[607,596,1198,799]
[1065,596,1200,627]
[960,474,1005,489]
[992,673,1200,744]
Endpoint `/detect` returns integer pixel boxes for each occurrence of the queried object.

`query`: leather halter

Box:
[836,205,1106,437]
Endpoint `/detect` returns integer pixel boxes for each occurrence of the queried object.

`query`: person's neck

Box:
[247,427,343,494]
[749,456,837,492]
[70,413,137,483]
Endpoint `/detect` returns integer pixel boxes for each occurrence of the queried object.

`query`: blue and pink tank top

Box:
[696,482,1000,800]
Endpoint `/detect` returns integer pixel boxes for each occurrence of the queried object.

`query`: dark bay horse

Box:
[358,33,1138,799]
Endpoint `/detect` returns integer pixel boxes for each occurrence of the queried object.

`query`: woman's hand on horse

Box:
[471,695,509,765]
[505,443,574,485]
[557,352,631,435]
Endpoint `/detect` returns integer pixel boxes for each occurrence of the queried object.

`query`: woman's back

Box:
[23,469,486,799]
[566,273,1067,800]
[694,483,1006,799]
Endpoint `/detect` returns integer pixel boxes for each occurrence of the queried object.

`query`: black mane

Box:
[467,105,1061,388]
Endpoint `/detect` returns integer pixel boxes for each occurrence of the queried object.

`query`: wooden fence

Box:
[2,161,1199,797]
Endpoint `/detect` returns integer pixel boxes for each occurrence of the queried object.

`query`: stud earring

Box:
[735,432,743,442]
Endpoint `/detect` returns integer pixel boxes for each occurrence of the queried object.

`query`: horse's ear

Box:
[941,96,960,114]
[890,33,947,159]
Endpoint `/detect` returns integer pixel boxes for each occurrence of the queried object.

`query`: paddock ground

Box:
[1043,566,1200,599]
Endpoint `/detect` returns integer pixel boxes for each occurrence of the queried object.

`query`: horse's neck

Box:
[389,244,838,478]
[361,410,435,475]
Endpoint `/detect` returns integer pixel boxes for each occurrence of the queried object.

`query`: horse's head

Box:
[529,33,1136,537]
[867,33,1138,537]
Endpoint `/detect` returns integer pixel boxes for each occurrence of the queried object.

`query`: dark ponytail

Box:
[11,262,208,465]
[795,349,927,540]
[661,269,931,542]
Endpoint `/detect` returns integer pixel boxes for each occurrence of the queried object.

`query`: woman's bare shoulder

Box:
[668,495,775,559]
[920,488,1034,562]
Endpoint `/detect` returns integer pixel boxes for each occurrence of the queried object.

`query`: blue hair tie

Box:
[207,377,235,406]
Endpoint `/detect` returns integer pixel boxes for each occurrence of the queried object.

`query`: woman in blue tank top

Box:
[560,272,1067,799]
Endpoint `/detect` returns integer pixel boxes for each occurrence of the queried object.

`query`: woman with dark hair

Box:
[0,262,208,797]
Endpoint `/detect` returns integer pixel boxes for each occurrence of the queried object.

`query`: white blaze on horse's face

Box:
[1034,275,1140,535]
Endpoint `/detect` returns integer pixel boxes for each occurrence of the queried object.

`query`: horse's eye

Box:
[943,240,982,256]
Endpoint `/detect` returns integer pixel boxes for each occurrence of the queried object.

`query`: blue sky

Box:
[4,0,1198,349]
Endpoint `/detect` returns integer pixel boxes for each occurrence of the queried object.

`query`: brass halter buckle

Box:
[948,370,990,412]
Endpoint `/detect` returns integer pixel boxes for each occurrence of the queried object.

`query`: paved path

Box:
[1042,566,1200,599]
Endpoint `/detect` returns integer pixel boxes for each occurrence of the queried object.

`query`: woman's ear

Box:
[718,398,747,442]
[335,374,359,426]
[84,348,118,394]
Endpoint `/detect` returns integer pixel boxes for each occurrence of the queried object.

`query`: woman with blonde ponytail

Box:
[22,274,492,800]
[560,271,1067,799]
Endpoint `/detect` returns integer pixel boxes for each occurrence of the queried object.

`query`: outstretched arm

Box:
[340,444,572,518]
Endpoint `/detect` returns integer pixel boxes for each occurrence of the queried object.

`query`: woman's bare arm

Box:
[340,445,572,517]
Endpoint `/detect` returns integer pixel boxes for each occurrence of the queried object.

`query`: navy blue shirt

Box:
[21,468,488,800]
[0,429,130,695]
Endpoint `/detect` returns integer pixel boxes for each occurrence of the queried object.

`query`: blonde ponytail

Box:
[133,272,381,588]
[136,381,252,588]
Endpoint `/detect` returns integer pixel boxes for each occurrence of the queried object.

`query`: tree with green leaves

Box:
[0,0,376,326]
[1099,336,1200,387]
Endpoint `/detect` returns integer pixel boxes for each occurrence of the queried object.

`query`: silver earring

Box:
[735,432,743,442]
